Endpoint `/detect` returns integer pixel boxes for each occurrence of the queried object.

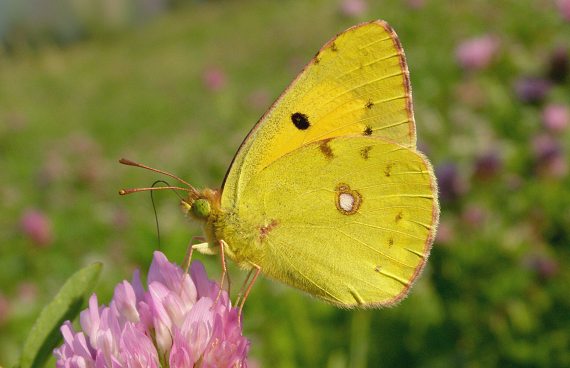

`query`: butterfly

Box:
[122,20,439,309]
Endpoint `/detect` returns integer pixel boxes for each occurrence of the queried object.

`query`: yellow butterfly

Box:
[123,20,439,308]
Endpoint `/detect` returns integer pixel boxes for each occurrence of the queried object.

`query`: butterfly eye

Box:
[191,198,211,218]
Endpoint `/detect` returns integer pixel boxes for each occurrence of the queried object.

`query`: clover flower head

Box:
[54,251,249,367]
[455,35,499,71]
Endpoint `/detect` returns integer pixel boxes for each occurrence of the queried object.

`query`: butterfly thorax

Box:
[180,187,259,268]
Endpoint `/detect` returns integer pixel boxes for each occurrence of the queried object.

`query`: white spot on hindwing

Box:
[335,183,362,215]
[339,193,355,212]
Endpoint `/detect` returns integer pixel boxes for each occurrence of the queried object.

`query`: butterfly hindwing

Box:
[221,136,438,306]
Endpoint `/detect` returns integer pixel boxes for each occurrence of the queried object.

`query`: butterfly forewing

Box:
[222,21,415,207]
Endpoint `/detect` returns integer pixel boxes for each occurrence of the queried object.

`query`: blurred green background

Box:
[1,0,569,366]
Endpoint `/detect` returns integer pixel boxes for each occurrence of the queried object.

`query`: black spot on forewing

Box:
[365,100,374,109]
[363,125,373,136]
[291,112,310,130]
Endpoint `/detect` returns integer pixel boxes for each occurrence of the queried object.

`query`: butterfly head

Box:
[181,188,221,222]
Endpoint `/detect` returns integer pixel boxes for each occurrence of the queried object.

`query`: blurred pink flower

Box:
[20,209,53,247]
[202,67,227,92]
[514,77,551,104]
[54,252,249,367]
[472,151,502,181]
[542,103,569,132]
[435,163,468,203]
[557,0,570,21]
[455,35,499,70]
[339,0,368,17]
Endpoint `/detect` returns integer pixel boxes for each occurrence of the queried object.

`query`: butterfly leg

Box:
[234,268,255,308]
[182,236,206,273]
[212,239,230,307]
[238,263,261,317]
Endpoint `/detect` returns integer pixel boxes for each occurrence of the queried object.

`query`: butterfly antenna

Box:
[150,180,178,250]
[119,186,191,196]
[119,158,197,193]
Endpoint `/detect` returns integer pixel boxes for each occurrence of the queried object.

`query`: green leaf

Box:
[19,262,102,368]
